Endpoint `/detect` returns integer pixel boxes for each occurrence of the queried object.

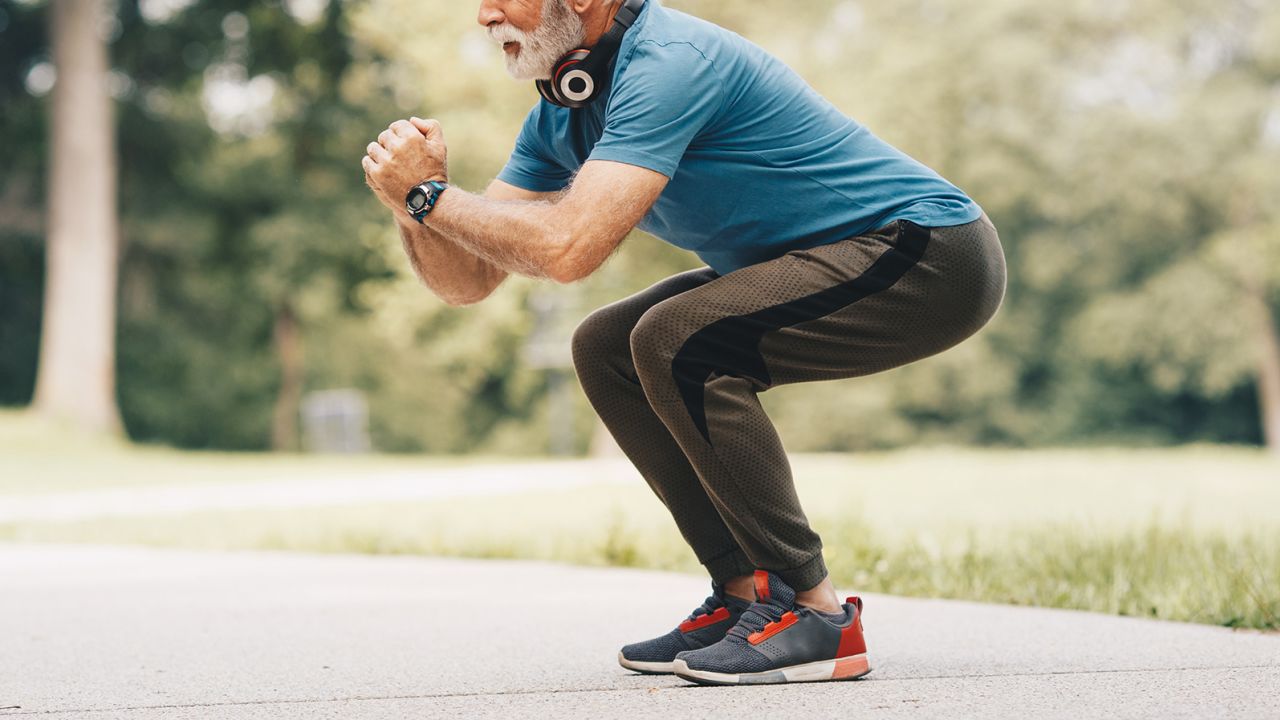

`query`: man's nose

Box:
[476,0,504,28]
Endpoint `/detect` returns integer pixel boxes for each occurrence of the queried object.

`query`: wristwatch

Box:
[405,180,449,224]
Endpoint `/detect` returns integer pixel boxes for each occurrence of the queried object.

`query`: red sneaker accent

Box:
[679,606,731,633]
[753,570,771,601]
[836,598,867,657]
[747,610,797,645]
[832,654,870,679]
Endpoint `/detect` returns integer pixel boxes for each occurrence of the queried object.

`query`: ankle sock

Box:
[817,607,850,623]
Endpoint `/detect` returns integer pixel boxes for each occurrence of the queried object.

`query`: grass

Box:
[3,489,1275,630]
[2,409,1278,630]
[0,409,532,495]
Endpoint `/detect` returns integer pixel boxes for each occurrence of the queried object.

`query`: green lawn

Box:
[0,409,520,495]
[2,409,1277,630]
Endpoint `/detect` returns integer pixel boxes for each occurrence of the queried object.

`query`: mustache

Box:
[487,23,532,45]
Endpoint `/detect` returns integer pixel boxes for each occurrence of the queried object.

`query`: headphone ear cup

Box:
[537,48,586,108]
[535,78,559,105]
[553,48,595,108]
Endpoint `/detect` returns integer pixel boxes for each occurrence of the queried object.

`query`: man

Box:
[361,0,1006,686]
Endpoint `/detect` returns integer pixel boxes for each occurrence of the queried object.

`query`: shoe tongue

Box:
[753,570,796,609]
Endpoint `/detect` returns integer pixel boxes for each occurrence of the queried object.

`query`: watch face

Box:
[407,189,428,212]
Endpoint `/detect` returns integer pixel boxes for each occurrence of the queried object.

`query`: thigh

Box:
[759,214,1006,385]
[571,265,720,371]
[630,217,1006,389]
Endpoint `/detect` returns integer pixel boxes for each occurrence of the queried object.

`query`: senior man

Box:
[361,0,1007,686]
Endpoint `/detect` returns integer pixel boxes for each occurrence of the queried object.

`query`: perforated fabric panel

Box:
[678,634,774,673]
[571,267,756,585]
[620,587,751,661]
[621,628,692,663]
[572,214,1006,590]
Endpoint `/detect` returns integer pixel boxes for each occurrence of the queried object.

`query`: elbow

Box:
[446,266,507,307]
[549,265,581,285]
[548,232,594,285]
[446,288,491,307]
[440,283,488,307]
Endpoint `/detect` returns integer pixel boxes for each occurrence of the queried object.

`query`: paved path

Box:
[0,459,640,523]
[1,544,1277,719]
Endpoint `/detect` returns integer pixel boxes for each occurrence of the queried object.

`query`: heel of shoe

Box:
[832,653,871,679]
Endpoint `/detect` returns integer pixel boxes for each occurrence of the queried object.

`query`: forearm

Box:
[397,217,505,305]
[363,117,653,287]
[425,187,571,282]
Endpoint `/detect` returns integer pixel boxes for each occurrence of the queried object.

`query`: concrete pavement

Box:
[1,543,1277,719]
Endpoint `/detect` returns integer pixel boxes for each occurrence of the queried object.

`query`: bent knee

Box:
[629,307,693,383]
[571,307,633,374]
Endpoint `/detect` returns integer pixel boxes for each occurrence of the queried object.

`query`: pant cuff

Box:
[703,546,756,586]
[773,552,829,592]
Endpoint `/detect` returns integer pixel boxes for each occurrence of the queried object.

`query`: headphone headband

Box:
[536,0,646,109]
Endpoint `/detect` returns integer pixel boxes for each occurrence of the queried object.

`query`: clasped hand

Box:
[362,117,449,221]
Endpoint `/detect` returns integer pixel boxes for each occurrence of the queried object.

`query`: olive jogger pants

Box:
[569,213,1007,591]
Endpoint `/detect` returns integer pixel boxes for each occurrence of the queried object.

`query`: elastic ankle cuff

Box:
[774,552,828,592]
[703,546,755,586]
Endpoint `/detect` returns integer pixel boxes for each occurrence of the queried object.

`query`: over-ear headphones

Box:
[536,0,646,109]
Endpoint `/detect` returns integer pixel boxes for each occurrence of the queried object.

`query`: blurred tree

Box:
[31,0,123,435]
[2,0,1275,454]
[4,0,405,449]
[0,0,47,408]
[1055,0,1280,452]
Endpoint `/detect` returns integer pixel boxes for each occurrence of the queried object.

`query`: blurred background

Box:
[0,0,1277,630]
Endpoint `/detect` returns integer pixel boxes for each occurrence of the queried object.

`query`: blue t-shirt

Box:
[497,0,982,276]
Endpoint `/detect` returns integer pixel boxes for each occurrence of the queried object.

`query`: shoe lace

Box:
[684,593,725,622]
[726,600,789,642]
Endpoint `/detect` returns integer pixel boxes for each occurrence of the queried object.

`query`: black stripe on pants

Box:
[571,215,1007,590]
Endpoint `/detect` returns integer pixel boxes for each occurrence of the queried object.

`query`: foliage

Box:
[1,0,1277,451]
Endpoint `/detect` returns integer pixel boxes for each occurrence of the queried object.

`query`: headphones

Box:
[535,0,646,109]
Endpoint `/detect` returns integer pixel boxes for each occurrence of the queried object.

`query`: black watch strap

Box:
[407,180,449,224]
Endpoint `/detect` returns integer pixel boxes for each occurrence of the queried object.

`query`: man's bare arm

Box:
[397,179,559,305]
[362,116,666,287]
[425,160,668,284]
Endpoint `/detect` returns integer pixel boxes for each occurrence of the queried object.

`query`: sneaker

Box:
[618,583,752,674]
[672,570,871,685]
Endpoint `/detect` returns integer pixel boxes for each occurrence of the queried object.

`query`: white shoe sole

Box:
[672,653,871,685]
[617,650,675,674]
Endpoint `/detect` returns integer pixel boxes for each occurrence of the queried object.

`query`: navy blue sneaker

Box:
[618,583,752,674]
[672,570,871,685]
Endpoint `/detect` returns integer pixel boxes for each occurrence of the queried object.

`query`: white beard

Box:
[487,0,587,81]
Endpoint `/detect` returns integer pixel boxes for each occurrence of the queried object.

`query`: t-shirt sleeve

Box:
[586,40,725,178]
[496,102,574,192]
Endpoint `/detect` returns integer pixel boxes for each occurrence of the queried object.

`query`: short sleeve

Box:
[496,102,574,192]
[586,41,724,178]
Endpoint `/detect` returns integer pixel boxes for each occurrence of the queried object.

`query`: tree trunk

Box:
[1245,283,1280,455]
[271,300,304,451]
[32,0,122,435]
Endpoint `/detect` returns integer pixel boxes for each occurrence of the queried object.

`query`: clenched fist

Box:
[362,117,449,223]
